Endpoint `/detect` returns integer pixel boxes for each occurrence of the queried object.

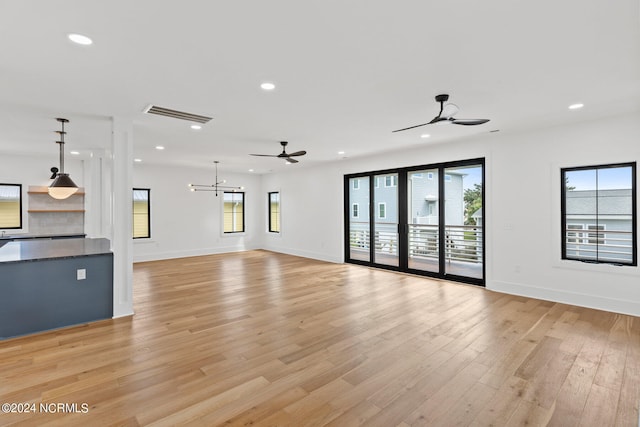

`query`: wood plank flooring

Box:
[1,250,639,426]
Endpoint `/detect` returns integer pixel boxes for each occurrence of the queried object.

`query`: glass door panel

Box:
[373,173,399,266]
[348,177,370,261]
[444,165,483,280]
[407,169,439,272]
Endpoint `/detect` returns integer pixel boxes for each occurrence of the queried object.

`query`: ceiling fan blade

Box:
[285,157,299,164]
[250,154,279,157]
[392,122,431,133]
[451,118,490,126]
[288,150,306,157]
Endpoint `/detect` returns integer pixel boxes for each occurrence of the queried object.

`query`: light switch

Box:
[77,269,86,280]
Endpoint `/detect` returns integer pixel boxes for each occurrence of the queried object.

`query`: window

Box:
[427,172,434,180]
[562,162,636,265]
[268,192,280,233]
[384,175,397,187]
[353,179,360,190]
[0,184,22,229]
[132,188,150,238]
[224,192,244,233]
[378,202,386,219]
[352,203,359,218]
[445,174,452,182]
[412,173,423,179]
[566,224,584,243]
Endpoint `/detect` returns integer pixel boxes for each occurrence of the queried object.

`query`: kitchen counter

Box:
[0,232,86,241]
[0,237,113,339]
[0,237,110,263]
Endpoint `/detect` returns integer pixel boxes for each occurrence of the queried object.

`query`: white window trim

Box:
[378,202,386,219]
[352,203,359,218]
[353,180,360,190]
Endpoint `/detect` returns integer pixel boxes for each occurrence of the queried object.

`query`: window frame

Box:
[132,188,151,239]
[268,191,280,233]
[378,202,386,219]
[561,162,636,266]
[223,191,245,234]
[352,203,359,218]
[0,183,22,230]
[352,179,360,190]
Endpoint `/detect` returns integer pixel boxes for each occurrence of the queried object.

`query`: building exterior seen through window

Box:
[0,184,22,229]
[562,162,636,266]
[133,188,150,238]
[268,192,280,233]
[224,192,244,233]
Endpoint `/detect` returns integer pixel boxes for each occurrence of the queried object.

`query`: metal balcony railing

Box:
[349,222,483,264]
[565,228,634,263]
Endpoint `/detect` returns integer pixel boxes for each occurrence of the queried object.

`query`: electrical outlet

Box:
[77,269,86,280]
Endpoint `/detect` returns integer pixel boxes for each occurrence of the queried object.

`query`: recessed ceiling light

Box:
[338,151,345,155]
[69,151,80,155]
[68,33,93,45]
[190,124,202,130]
[568,103,584,110]
[248,169,254,172]
[155,146,165,150]
[420,134,431,139]
[134,158,142,163]
[261,82,276,91]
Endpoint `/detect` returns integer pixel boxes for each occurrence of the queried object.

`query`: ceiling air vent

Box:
[143,105,213,124]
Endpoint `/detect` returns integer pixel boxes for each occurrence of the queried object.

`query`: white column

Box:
[83,150,105,238]
[111,117,134,318]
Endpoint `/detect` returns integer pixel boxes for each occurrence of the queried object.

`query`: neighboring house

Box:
[409,171,465,226]
[0,185,21,228]
[349,172,466,225]
[565,189,634,262]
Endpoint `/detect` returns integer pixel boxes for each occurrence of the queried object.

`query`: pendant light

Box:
[48,118,79,199]
[188,161,243,196]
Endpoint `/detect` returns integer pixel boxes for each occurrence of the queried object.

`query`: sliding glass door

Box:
[374,173,399,267]
[407,169,439,273]
[443,164,483,280]
[345,159,484,286]
[348,176,370,262]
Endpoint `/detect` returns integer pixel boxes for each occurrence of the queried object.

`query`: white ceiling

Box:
[1,0,639,174]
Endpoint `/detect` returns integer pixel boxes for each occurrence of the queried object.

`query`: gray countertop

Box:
[0,233,86,241]
[0,238,112,264]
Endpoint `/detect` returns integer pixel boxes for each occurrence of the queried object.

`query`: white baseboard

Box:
[489,280,640,317]
[133,246,259,263]
[261,245,342,264]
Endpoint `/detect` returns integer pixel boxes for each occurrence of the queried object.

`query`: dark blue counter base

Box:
[0,253,113,339]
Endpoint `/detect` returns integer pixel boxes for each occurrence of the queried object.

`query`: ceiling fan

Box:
[250,141,307,164]
[392,94,489,133]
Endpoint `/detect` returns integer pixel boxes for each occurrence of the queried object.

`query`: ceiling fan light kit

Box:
[392,94,490,133]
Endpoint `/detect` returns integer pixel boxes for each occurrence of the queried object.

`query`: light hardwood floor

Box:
[1,250,639,426]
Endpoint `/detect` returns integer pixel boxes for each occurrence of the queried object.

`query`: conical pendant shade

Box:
[49,173,79,199]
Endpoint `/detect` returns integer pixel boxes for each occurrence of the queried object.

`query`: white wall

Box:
[132,163,262,262]
[261,112,640,316]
